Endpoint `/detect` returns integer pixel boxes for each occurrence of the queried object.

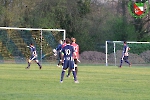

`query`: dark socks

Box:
[75,67,78,76]
[37,62,42,67]
[72,71,77,81]
[120,60,123,66]
[125,60,130,65]
[28,62,30,68]
[60,71,65,81]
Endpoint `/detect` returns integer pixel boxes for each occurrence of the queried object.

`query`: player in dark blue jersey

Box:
[26,43,42,69]
[56,40,63,67]
[119,41,131,68]
[60,38,79,83]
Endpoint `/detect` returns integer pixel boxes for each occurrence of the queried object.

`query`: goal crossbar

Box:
[0,27,65,31]
[0,27,66,40]
[107,41,150,44]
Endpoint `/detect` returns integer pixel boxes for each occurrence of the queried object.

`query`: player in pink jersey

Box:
[66,37,80,77]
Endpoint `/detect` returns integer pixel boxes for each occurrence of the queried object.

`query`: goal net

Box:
[105,41,150,66]
[0,27,66,64]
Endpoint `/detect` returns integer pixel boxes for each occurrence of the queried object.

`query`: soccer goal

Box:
[0,27,66,63]
[105,41,150,66]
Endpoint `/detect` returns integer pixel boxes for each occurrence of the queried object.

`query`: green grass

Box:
[0,64,150,100]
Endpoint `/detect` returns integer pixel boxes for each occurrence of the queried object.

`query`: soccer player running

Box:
[55,40,63,67]
[66,37,79,77]
[119,41,131,68]
[26,43,42,69]
[60,38,79,83]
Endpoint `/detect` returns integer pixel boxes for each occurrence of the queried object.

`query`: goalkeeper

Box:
[119,41,131,68]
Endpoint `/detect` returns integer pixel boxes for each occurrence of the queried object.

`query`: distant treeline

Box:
[0,0,150,53]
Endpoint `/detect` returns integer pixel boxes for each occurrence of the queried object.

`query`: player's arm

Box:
[124,47,130,56]
[76,45,79,58]
[72,46,77,59]
[73,52,77,59]
[56,45,60,51]
[73,47,80,62]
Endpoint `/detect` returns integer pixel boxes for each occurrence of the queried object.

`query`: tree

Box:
[0,0,41,27]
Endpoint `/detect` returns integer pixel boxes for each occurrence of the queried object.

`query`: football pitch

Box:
[0,63,150,100]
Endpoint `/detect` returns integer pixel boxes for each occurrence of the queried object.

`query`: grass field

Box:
[0,63,150,100]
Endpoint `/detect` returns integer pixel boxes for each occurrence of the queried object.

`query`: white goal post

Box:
[105,41,150,66]
[0,27,66,39]
[0,27,66,63]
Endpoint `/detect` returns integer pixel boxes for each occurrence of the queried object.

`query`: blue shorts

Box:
[63,60,74,70]
[123,56,128,60]
[30,55,37,60]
